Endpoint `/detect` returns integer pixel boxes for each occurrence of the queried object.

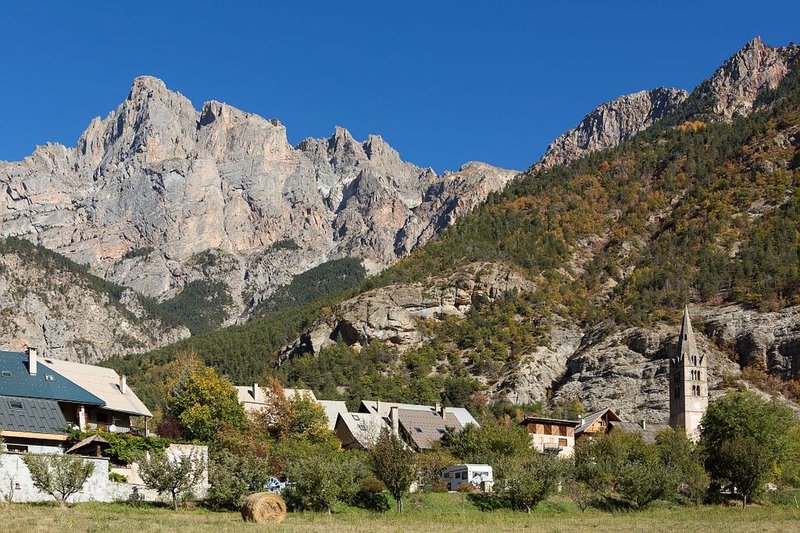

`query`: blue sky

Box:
[2,1,798,172]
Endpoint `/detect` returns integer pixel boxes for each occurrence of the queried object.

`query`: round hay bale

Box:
[240,492,287,524]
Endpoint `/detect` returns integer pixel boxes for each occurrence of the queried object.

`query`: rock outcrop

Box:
[536,88,688,169]
[0,77,517,322]
[692,37,800,119]
[281,262,536,359]
[0,249,189,363]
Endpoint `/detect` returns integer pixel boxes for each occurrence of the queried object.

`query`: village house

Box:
[235,383,346,429]
[519,416,579,457]
[0,347,208,504]
[574,408,622,441]
[334,411,390,450]
[0,348,152,453]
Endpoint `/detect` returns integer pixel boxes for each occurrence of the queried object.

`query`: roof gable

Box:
[0,351,103,405]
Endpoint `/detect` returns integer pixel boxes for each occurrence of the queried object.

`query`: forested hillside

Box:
[106,51,800,415]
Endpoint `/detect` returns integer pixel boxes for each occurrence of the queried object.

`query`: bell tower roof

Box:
[678,305,701,364]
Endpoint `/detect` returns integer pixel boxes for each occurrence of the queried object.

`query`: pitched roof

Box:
[360,401,479,428]
[66,434,111,455]
[0,395,69,437]
[319,400,348,430]
[398,408,451,451]
[607,420,672,443]
[335,411,389,449]
[40,358,152,417]
[443,407,479,428]
[0,351,103,406]
[575,408,622,435]
[235,384,319,414]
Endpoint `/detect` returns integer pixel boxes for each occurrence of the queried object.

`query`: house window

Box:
[8,400,23,410]
[357,424,367,431]
[45,375,55,381]
[415,427,423,433]
[351,414,360,421]
[7,445,28,453]
[558,438,568,447]
[97,413,109,423]
[1,371,12,377]
[438,429,446,434]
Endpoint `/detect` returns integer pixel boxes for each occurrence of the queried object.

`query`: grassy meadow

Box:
[4,493,799,533]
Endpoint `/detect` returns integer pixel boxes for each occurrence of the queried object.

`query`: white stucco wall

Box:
[0,453,112,503]
[0,443,209,504]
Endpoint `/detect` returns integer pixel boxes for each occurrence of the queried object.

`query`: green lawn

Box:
[3,493,799,532]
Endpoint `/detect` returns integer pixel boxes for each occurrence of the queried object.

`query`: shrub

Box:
[284,451,366,512]
[206,450,272,511]
[457,482,479,493]
[430,480,449,493]
[139,449,206,510]
[496,453,562,513]
[21,454,95,507]
[108,472,127,483]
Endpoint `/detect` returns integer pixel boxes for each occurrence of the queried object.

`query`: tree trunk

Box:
[396,496,403,513]
[742,494,747,508]
[172,492,179,511]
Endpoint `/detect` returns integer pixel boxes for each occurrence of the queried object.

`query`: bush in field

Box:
[22,453,95,507]
[574,431,670,510]
[284,451,366,512]
[139,449,206,510]
[349,477,390,512]
[497,453,562,513]
[206,450,272,510]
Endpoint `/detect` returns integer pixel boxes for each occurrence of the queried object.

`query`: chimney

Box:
[26,347,38,375]
[389,406,399,436]
[640,419,647,430]
[120,375,127,394]
[435,402,443,417]
[252,383,258,400]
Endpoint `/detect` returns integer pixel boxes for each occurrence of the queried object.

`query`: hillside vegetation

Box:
[109,63,800,409]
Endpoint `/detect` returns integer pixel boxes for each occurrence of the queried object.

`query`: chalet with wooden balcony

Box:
[0,348,152,453]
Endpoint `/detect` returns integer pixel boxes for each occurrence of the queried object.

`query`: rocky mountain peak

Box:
[1,76,516,329]
[692,36,799,119]
[535,87,688,169]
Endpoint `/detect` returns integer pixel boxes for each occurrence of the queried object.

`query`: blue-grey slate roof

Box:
[0,351,103,405]
[0,395,68,435]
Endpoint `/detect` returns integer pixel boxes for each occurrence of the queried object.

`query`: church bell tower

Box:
[669,306,708,441]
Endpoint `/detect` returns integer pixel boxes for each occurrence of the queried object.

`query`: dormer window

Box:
[8,400,23,410]
[1,371,11,377]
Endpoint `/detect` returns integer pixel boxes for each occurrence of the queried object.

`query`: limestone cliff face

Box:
[0,250,189,363]
[0,77,517,320]
[536,88,689,169]
[281,262,536,360]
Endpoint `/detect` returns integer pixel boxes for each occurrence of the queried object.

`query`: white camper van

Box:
[441,463,493,491]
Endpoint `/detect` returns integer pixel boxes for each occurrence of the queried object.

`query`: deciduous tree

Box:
[22,453,95,507]
[369,429,417,512]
